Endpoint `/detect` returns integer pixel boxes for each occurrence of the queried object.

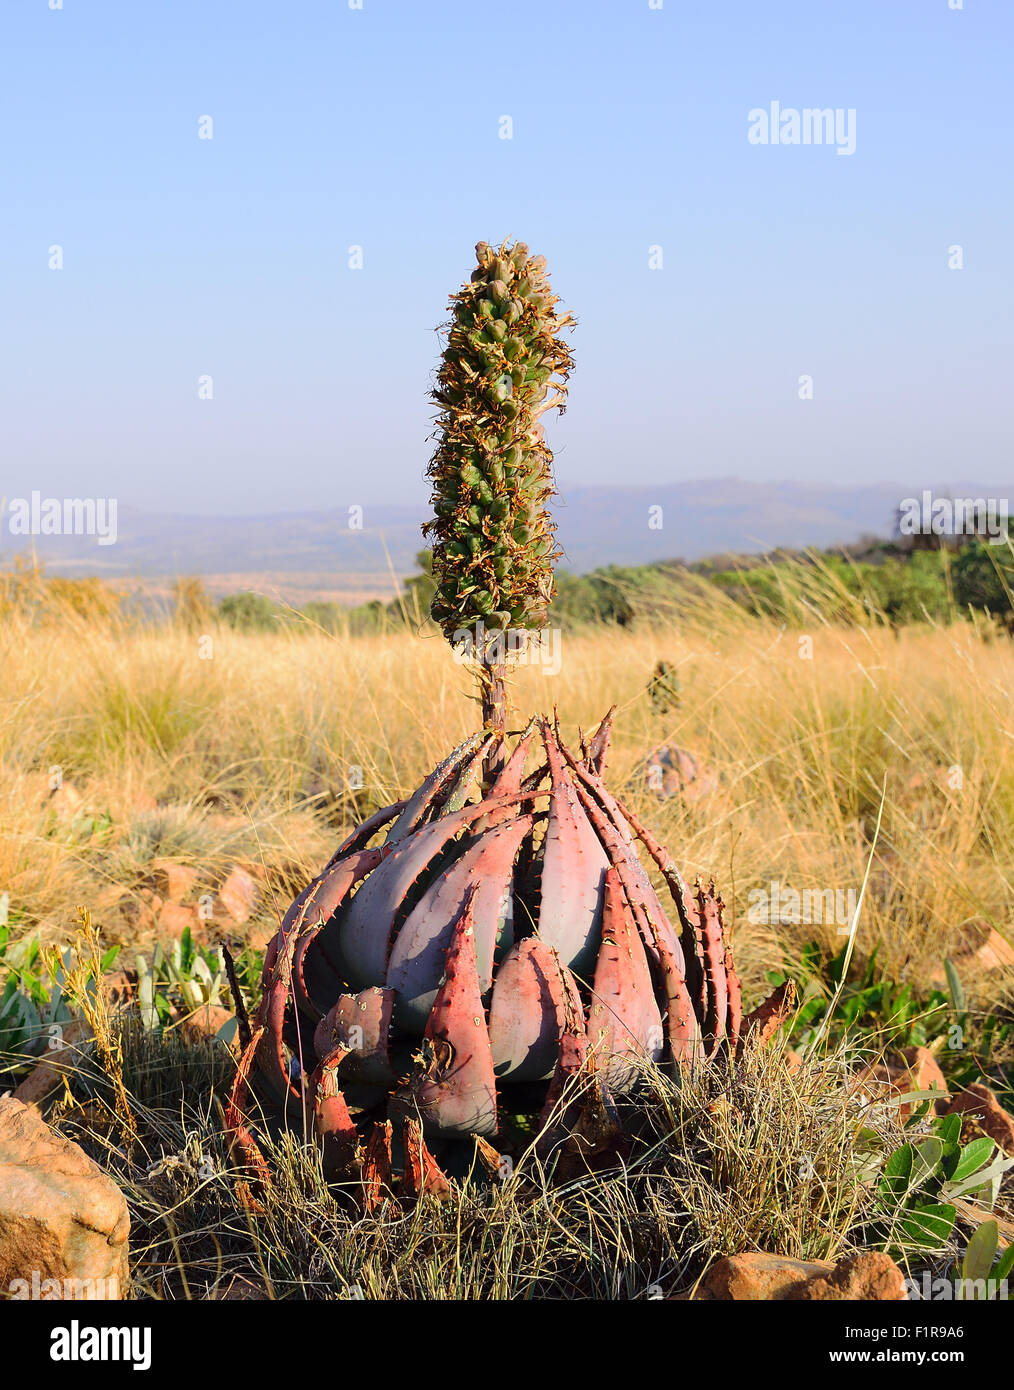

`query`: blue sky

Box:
[2,0,1011,515]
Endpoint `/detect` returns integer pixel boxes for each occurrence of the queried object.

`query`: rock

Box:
[788,1252,908,1301]
[931,922,1014,986]
[861,1045,949,1118]
[12,1020,94,1109]
[179,1005,238,1053]
[48,782,84,819]
[154,862,200,904]
[157,901,200,938]
[897,1045,949,1099]
[971,929,1014,972]
[643,744,717,803]
[944,1084,1014,1155]
[698,1250,907,1301]
[697,1252,834,1300]
[218,866,258,925]
[785,1048,804,1074]
[0,1097,129,1298]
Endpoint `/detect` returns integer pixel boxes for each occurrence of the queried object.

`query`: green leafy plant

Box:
[873,1113,1014,1256]
[0,924,117,1068]
[954,1219,1014,1300]
[772,942,950,1052]
[136,926,255,1031]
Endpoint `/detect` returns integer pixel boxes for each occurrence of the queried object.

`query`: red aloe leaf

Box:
[556,739,684,968]
[587,867,664,1089]
[291,846,388,1019]
[740,979,796,1053]
[338,791,533,988]
[595,784,708,1011]
[440,735,495,814]
[696,878,729,1058]
[333,798,407,860]
[400,888,499,1137]
[254,846,385,1102]
[488,937,583,1081]
[494,718,538,792]
[261,801,405,988]
[537,1018,590,1142]
[585,704,617,775]
[224,1026,273,1205]
[313,985,395,1086]
[386,815,532,1032]
[362,1120,394,1215]
[309,1044,360,1176]
[566,772,701,1066]
[385,732,487,845]
[401,1117,451,1201]
[536,720,608,980]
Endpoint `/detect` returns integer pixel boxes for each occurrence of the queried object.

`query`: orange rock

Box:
[789,1252,908,1302]
[898,1045,949,1098]
[218,866,258,925]
[157,901,200,938]
[179,1005,238,1052]
[697,1252,834,1300]
[861,1045,949,1118]
[698,1250,907,1301]
[969,927,1014,973]
[944,1084,1014,1155]
[0,1097,130,1297]
[155,862,200,904]
[930,921,1014,986]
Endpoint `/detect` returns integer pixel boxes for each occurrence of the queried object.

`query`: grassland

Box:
[2,568,1013,1298]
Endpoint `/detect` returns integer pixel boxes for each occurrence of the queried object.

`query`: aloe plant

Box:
[227,242,748,1200]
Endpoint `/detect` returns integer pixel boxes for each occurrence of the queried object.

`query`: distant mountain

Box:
[3,479,1005,602]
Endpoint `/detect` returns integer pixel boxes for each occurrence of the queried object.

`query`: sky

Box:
[2,0,1012,516]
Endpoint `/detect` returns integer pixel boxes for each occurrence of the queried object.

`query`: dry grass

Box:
[2,592,1012,1005]
[48,1020,909,1301]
